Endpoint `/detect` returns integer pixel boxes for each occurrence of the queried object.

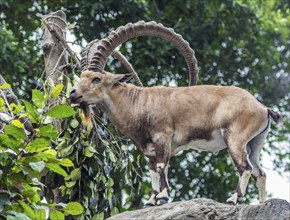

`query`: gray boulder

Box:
[107,198,290,220]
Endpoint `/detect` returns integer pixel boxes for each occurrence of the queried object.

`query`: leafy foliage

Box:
[53,100,144,218]
[1,74,144,219]
[0,84,84,219]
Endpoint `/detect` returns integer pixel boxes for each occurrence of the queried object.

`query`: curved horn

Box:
[111,50,143,86]
[89,21,199,86]
[80,39,99,72]
[81,39,143,86]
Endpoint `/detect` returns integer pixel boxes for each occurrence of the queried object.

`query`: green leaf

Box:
[22,189,36,198]
[10,103,24,114]
[11,120,24,129]
[39,124,58,138]
[18,200,35,219]
[70,168,81,181]
[108,177,114,187]
[30,192,40,204]
[63,202,84,216]
[35,209,46,220]
[43,115,53,124]
[89,145,97,153]
[32,89,45,108]
[46,163,68,177]
[51,84,64,98]
[70,119,79,128]
[46,105,75,118]
[0,191,11,211]
[6,211,30,220]
[108,152,117,163]
[58,144,74,157]
[29,161,45,173]
[0,97,4,108]
[4,124,26,140]
[111,207,119,215]
[92,212,104,220]
[50,210,65,220]
[66,81,73,98]
[0,133,21,150]
[84,146,95,157]
[43,149,57,155]
[60,158,74,167]
[0,83,11,89]
[26,137,50,153]
[107,189,112,200]
[21,99,40,123]
[65,181,76,188]
[84,150,93,158]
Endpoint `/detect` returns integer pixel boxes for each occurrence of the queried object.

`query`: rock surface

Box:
[107,198,290,220]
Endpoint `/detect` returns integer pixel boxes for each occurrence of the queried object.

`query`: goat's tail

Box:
[268,109,282,123]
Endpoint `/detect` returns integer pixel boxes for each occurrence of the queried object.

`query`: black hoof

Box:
[226,201,236,205]
[143,203,155,208]
[156,197,169,206]
[237,197,243,203]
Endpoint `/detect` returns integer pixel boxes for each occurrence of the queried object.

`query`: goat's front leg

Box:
[154,134,171,206]
[144,158,160,207]
[144,133,171,207]
[155,160,170,206]
[145,161,170,207]
[144,153,170,207]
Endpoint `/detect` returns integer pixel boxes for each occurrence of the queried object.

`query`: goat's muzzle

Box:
[70,89,82,104]
[69,89,91,127]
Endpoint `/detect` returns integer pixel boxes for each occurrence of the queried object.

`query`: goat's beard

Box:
[80,102,91,127]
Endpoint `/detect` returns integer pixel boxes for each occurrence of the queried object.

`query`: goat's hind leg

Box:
[248,131,268,203]
[226,140,253,205]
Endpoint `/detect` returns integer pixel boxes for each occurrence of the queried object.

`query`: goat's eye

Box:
[92,77,101,84]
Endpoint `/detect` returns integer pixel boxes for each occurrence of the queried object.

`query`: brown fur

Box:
[70,70,280,205]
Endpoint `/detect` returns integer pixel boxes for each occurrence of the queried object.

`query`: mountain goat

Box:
[70,21,281,207]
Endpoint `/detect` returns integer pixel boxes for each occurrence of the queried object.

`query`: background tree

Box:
[0,0,289,219]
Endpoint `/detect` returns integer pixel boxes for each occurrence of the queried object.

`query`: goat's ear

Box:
[112,74,133,83]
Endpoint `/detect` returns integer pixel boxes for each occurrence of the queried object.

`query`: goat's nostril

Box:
[70,89,76,95]
[70,89,77,101]
[69,88,83,104]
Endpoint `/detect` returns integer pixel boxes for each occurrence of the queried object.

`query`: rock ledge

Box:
[108,198,290,220]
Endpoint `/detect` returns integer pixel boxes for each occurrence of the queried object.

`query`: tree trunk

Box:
[41,10,69,203]
[42,10,68,85]
[41,10,68,132]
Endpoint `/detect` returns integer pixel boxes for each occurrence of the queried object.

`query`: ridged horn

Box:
[81,39,100,72]
[89,21,199,86]
[81,39,143,86]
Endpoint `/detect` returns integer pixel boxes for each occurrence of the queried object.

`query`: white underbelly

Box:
[172,129,227,155]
